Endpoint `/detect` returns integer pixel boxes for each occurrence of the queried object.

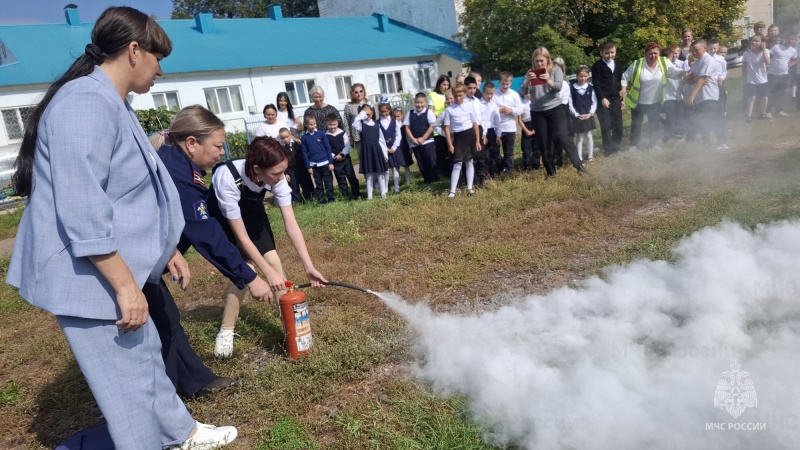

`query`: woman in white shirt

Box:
[620,42,671,150]
[254,104,283,138]
[207,136,327,358]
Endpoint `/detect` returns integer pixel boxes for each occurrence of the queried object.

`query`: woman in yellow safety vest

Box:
[620,41,671,151]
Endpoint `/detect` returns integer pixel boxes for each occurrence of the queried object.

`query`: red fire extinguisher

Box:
[279,281,313,359]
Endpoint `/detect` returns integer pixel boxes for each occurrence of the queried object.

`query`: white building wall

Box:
[0,58,442,147]
[318,0,460,41]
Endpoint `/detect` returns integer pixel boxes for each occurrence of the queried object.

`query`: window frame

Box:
[417,67,434,90]
[334,76,353,101]
[152,91,181,110]
[203,85,244,115]
[283,79,316,106]
[378,71,404,95]
[1,105,34,143]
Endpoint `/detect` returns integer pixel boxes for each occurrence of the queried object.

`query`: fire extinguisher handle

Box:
[294,281,373,294]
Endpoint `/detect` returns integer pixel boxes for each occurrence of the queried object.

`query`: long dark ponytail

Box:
[12,6,172,197]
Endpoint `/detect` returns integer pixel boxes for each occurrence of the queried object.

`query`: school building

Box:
[0,4,473,166]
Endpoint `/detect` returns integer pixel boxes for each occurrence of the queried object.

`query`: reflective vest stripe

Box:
[624,57,668,109]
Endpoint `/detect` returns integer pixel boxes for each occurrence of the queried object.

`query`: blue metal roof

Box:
[0,13,473,88]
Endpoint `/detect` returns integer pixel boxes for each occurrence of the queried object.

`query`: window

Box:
[204,86,244,114]
[152,91,180,110]
[378,71,403,94]
[284,79,315,105]
[417,67,433,90]
[335,76,353,101]
[1,106,34,142]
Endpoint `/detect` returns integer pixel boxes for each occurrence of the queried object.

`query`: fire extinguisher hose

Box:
[294,281,374,294]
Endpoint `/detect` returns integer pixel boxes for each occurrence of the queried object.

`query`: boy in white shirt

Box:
[493,72,524,173]
[742,35,771,122]
[479,82,501,179]
[684,39,727,148]
[767,35,798,116]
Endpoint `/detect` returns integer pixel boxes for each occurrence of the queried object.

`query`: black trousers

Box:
[333,155,360,199]
[483,128,500,176]
[285,167,303,204]
[434,135,451,177]
[662,100,684,141]
[412,141,439,183]
[499,131,516,172]
[596,97,623,154]
[143,279,216,397]
[686,99,726,145]
[629,103,662,147]
[295,166,314,202]
[311,165,335,203]
[520,120,540,169]
[531,107,582,176]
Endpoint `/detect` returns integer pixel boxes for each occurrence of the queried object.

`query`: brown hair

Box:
[645,41,661,53]
[452,83,467,94]
[245,136,288,179]
[149,105,224,150]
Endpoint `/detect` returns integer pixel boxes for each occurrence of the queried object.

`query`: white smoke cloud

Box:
[377,220,800,449]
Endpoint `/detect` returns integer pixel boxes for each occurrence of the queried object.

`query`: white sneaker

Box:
[447,192,455,198]
[715,144,730,150]
[172,422,238,449]
[214,328,237,358]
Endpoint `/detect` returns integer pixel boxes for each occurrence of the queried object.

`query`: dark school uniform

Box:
[406,109,439,183]
[152,145,259,397]
[301,129,335,203]
[358,120,389,174]
[591,58,624,154]
[570,83,598,134]
[207,159,284,262]
[326,129,361,200]
[381,118,407,168]
[280,140,305,204]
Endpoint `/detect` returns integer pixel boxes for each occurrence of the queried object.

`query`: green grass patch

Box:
[255,418,320,450]
[0,380,22,406]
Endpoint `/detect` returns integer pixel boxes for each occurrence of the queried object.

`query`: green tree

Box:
[136,107,178,134]
[171,0,318,19]
[459,0,746,75]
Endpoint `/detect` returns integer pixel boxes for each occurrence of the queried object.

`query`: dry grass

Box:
[2,80,800,448]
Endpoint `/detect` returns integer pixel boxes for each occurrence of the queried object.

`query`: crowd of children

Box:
[257,25,798,201]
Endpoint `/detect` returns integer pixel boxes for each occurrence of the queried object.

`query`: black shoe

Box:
[577,165,587,175]
[193,376,240,398]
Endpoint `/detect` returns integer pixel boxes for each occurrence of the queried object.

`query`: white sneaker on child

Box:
[172,422,238,449]
[214,328,237,358]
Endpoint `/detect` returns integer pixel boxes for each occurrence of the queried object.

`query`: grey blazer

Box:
[6,66,184,320]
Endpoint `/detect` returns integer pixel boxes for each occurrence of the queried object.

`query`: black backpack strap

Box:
[212,159,245,193]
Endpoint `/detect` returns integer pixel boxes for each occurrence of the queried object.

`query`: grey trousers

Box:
[57,315,195,449]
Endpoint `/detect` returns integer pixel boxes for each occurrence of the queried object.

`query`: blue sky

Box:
[0,0,175,25]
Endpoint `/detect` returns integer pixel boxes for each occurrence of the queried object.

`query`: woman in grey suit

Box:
[7,7,235,450]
